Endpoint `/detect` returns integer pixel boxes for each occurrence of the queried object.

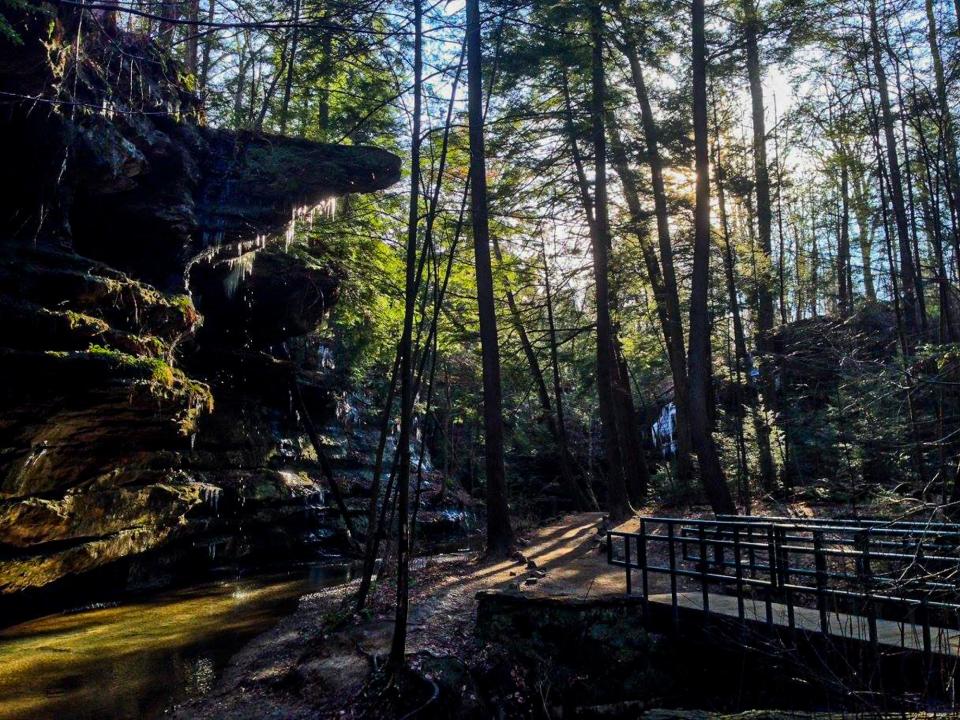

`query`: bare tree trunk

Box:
[232,37,250,129]
[743,0,775,350]
[198,0,215,97]
[184,0,200,77]
[925,0,960,284]
[742,0,784,492]
[467,0,514,554]
[891,41,928,334]
[283,349,358,544]
[387,0,422,673]
[809,198,819,317]
[869,0,921,337]
[838,159,852,316]
[691,0,736,515]
[868,94,929,487]
[852,171,877,300]
[613,32,695,487]
[587,0,633,520]
[279,0,302,135]
[773,100,789,325]
[353,352,400,612]
[317,18,333,140]
[913,124,957,341]
[712,95,776,494]
[715,136,753,510]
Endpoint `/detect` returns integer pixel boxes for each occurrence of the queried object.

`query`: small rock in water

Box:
[525,559,538,570]
[523,577,538,586]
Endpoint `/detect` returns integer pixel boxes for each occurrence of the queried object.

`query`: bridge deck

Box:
[648,591,960,656]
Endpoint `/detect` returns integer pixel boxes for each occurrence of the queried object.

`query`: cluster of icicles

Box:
[213,197,338,299]
[284,197,337,250]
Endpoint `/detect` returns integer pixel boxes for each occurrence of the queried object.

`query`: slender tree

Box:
[690,0,737,515]
[467,0,515,554]
[612,11,695,487]
[387,0,422,672]
[868,0,921,336]
[587,0,635,520]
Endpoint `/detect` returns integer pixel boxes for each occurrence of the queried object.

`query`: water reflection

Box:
[0,563,354,719]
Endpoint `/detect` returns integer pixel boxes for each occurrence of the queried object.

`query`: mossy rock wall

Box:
[0,4,402,602]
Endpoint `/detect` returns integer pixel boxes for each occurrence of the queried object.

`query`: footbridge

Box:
[606,515,960,660]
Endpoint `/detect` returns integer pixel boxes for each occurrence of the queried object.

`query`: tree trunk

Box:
[712,96,776,493]
[742,0,784,474]
[691,0,736,515]
[890,42,928,334]
[838,159,852,315]
[354,351,400,612]
[279,0,302,135]
[809,198,819,317]
[588,0,633,520]
[743,0,775,352]
[387,0,422,673]
[615,34,695,487]
[184,0,200,77]
[467,0,514,555]
[924,0,960,285]
[852,171,877,301]
[198,0,215,97]
[869,0,921,337]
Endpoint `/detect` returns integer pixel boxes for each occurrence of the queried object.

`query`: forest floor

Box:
[173,511,647,719]
[172,503,877,719]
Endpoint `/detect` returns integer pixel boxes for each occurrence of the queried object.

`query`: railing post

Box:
[668,521,679,630]
[697,523,710,616]
[624,534,632,595]
[813,529,829,635]
[639,520,649,620]
[855,530,878,652]
[712,522,725,570]
[917,544,931,663]
[606,528,613,565]
[733,524,745,621]
[776,526,795,630]
[765,524,777,629]
[920,596,931,661]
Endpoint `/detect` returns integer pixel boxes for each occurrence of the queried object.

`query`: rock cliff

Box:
[0,4,401,603]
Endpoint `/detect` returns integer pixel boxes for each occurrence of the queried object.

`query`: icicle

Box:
[222,253,254,299]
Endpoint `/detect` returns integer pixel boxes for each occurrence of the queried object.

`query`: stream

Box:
[0,562,356,720]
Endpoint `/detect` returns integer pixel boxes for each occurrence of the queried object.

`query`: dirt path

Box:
[174,512,633,718]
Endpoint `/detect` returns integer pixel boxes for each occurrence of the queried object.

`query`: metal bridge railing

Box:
[607,516,960,658]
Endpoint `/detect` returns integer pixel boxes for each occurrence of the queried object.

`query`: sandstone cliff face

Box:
[0,5,401,600]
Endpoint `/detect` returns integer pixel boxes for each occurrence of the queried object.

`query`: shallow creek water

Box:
[0,562,356,720]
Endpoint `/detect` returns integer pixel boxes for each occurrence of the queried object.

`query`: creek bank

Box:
[0,559,359,720]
